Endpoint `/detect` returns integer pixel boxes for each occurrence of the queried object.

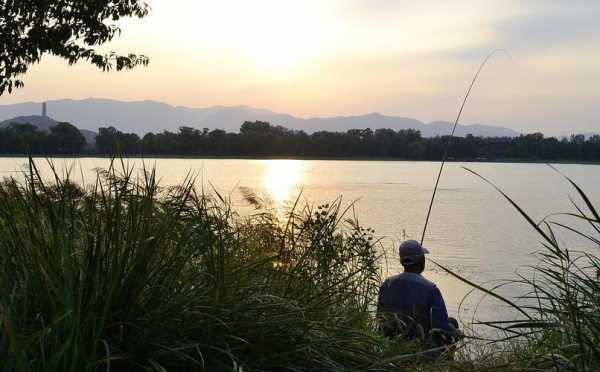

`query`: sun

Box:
[193,0,331,76]
[237,6,325,74]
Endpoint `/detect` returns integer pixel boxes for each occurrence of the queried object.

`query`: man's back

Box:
[377,272,450,339]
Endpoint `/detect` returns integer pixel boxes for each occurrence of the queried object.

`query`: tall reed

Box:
[0,158,428,371]
[454,166,600,371]
[3,158,598,371]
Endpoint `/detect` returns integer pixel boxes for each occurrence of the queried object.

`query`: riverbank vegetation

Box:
[0,160,599,371]
[455,166,600,371]
[0,160,413,371]
[2,120,600,162]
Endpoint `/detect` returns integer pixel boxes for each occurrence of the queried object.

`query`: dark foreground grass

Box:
[0,159,599,371]
[0,159,430,371]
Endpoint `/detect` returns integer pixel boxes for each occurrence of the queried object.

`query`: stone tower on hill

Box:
[42,102,47,118]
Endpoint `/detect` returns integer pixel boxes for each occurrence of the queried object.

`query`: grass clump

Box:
[0,159,420,372]
[456,166,600,371]
[2,158,599,371]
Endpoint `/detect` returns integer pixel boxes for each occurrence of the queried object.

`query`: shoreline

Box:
[0,154,599,165]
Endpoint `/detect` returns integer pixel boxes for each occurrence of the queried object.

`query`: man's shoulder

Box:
[382,272,437,289]
[381,274,401,284]
[417,274,437,288]
[380,273,404,287]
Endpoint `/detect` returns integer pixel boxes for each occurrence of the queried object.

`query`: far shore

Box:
[0,154,599,165]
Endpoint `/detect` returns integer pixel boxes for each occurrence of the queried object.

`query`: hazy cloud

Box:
[493,1,600,53]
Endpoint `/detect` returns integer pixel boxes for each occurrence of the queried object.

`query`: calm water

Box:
[2,157,599,328]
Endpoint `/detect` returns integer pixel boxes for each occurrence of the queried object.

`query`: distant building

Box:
[42,102,47,118]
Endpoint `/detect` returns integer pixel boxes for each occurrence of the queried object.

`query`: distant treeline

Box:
[2,121,600,161]
[0,122,86,154]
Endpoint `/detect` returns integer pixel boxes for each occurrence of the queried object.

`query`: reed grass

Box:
[449,165,600,371]
[0,158,425,371]
[0,158,599,371]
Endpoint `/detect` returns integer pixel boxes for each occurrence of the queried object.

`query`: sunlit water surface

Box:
[2,158,599,335]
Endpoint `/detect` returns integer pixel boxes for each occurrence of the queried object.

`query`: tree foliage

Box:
[2,120,600,161]
[92,121,600,161]
[95,126,140,154]
[0,122,86,154]
[0,0,150,95]
[48,122,87,154]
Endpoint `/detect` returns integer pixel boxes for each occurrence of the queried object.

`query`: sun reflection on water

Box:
[261,160,305,209]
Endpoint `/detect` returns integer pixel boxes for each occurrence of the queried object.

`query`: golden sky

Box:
[1,0,599,135]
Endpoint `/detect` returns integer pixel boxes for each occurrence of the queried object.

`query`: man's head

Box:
[399,240,429,273]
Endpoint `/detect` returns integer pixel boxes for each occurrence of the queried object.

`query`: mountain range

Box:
[0,98,521,138]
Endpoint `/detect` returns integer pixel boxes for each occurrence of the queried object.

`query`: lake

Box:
[1,157,599,331]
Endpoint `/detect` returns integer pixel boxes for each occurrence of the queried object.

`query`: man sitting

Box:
[377,240,460,358]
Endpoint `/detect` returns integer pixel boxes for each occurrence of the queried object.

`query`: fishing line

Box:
[420,49,507,245]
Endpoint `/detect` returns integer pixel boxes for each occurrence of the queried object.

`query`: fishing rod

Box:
[420,49,504,245]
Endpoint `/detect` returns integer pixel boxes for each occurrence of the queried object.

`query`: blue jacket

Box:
[377,272,451,339]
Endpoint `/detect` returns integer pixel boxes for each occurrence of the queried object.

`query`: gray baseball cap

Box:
[399,240,429,265]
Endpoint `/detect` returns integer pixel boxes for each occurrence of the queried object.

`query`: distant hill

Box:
[0,115,97,145]
[0,98,521,138]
